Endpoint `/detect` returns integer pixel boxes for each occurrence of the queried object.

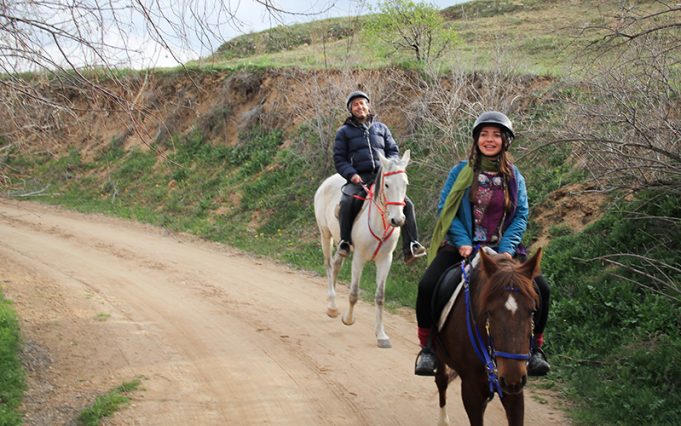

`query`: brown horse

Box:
[434,247,542,426]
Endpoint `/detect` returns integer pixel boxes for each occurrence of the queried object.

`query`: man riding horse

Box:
[333,90,426,264]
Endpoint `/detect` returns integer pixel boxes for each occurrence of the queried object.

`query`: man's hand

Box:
[458,245,473,258]
[351,174,363,184]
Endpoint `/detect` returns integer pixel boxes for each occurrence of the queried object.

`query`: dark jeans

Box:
[416,245,550,335]
[339,182,419,255]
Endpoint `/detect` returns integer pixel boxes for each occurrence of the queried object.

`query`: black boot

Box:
[528,347,550,376]
[402,197,426,265]
[414,347,439,376]
[338,192,355,256]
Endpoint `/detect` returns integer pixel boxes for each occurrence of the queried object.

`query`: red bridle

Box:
[355,169,407,260]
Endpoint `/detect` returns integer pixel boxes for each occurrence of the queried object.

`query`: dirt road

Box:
[0,200,568,425]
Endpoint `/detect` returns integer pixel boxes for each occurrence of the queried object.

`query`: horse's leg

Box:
[320,229,341,318]
[342,255,365,326]
[435,366,450,426]
[373,255,392,348]
[461,379,487,426]
[500,391,525,426]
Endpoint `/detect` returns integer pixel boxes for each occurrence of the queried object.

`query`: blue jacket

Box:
[437,161,528,256]
[333,116,399,181]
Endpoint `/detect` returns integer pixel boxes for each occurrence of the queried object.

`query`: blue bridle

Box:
[461,259,533,400]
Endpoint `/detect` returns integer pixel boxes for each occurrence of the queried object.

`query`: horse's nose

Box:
[391,215,405,227]
[499,375,527,395]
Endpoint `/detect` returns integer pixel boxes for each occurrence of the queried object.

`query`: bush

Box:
[544,187,681,424]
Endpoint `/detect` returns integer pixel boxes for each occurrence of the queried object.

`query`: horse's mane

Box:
[372,166,384,203]
[475,258,539,314]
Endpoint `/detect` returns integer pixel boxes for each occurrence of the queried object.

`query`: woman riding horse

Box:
[414,111,551,377]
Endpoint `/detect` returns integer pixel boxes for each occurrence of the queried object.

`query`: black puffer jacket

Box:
[333,115,400,181]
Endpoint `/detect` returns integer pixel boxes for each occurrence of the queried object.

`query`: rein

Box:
[354,169,406,260]
[461,259,531,400]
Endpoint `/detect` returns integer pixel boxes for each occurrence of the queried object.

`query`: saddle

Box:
[335,182,369,219]
[434,249,492,331]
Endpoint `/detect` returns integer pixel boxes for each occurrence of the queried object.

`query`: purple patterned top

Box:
[472,171,506,245]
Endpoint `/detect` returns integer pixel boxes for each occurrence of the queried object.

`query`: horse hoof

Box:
[341,315,355,326]
[377,339,392,349]
[326,307,340,318]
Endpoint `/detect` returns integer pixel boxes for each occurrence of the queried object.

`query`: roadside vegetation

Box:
[77,378,141,426]
[0,290,24,426]
[1,0,679,425]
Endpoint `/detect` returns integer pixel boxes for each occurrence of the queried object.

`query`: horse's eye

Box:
[385,183,390,189]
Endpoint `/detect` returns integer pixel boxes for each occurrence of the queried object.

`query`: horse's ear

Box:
[401,149,411,166]
[479,248,499,277]
[519,247,543,279]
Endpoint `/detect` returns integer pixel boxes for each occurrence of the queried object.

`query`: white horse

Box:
[314,150,411,348]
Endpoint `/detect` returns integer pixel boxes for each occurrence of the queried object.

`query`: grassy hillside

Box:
[199,0,652,75]
[2,0,680,424]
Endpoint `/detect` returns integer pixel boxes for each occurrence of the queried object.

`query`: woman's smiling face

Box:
[477,125,504,157]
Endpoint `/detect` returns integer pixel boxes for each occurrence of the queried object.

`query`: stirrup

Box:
[414,347,438,376]
[337,240,351,257]
[404,242,426,265]
[410,241,427,258]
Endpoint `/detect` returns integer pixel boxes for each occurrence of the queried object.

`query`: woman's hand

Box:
[351,174,362,184]
[458,245,473,258]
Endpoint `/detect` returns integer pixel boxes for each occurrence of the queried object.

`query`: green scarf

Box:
[427,157,500,265]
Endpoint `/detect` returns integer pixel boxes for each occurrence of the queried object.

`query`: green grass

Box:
[77,378,142,426]
[0,290,25,426]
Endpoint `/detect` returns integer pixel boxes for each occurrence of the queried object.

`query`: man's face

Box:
[350,98,370,120]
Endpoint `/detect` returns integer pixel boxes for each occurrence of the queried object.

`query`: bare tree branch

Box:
[576,253,681,303]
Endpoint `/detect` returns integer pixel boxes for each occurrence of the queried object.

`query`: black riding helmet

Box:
[472,111,515,147]
[346,90,370,111]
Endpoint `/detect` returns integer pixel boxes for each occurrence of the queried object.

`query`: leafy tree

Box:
[364,0,457,64]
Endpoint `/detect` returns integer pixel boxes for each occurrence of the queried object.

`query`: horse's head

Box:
[377,150,410,227]
[476,248,542,395]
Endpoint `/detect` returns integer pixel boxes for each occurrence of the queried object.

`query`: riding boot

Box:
[338,192,354,257]
[338,188,362,257]
[402,197,427,265]
[528,334,551,376]
[415,327,439,376]
[529,278,551,376]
